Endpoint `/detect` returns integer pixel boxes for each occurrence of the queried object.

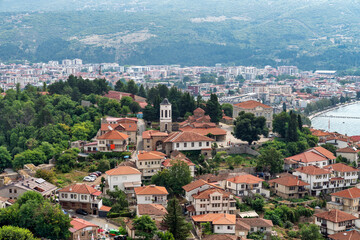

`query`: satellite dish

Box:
[108,125,113,131]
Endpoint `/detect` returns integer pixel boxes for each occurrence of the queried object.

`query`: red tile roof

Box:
[268,176,309,187]
[295,165,330,175]
[314,209,357,223]
[142,130,168,139]
[331,187,360,199]
[137,204,167,216]
[312,146,336,160]
[237,218,273,228]
[328,230,360,240]
[336,147,359,153]
[227,174,264,184]
[59,184,99,195]
[182,179,220,192]
[163,131,214,143]
[105,166,141,176]
[162,158,195,167]
[350,136,360,142]
[194,107,205,114]
[324,163,359,173]
[134,185,169,195]
[137,151,166,161]
[234,100,271,109]
[192,213,236,225]
[285,151,327,163]
[180,126,227,136]
[97,130,129,140]
[202,235,237,240]
[100,205,112,212]
[100,123,137,132]
[70,218,98,232]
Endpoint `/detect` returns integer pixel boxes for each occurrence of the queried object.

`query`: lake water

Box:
[311,103,360,136]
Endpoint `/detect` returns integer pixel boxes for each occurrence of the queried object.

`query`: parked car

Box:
[83,176,95,182]
[95,171,102,176]
[76,209,88,215]
[91,172,99,177]
[89,174,97,179]
[114,236,127,240]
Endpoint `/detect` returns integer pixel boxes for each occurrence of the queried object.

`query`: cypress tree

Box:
[163,198,191,240]
[297,114,303,131]
[206,93,222,123]
[287,111,298,142]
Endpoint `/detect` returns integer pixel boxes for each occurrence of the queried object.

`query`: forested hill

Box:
[1,0,360,70]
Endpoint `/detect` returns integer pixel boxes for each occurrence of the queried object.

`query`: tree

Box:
[115,80,124,92]
[182,76,191,82]
[234,111,268,145]
[287,111,299,142]
[282,102,286,112]
[35,169,55,184]
[0,146,12,170]
[217,76,225,85]
[133,215,157,240]
[272,112,290,138]
[221,103,233,117]
[157,231,175,240]
[321,143,337,155]
[138,85,147,98]
[200,222,212,235]
[299,224,324,240]
[105,187,128,211]
[206,94,222,123]
[0,226,39,240]
[163,198,191,240]
[13,149,47,169]
[297,114,303,131]
[97,158,110,173]
[56,148,79,173]
[127,80,138,95]
[120,96,133,107]
[257,148,283,175]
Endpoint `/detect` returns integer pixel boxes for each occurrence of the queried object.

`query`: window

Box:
[140,162,142,165]
[206,142,209,146]
[161,110,163,118]
[199,142,202,147]
[227,226,233,230]
[191,142,194,147]
[184,143,187,147]
[176,143,180,148]
[9,189,12,193]
[14,189,17,194]
[61,193,64,198]
[289,186,295,190]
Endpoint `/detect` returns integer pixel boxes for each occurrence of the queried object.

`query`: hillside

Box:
[1,0,360,70]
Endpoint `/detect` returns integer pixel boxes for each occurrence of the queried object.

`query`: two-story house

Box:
[58,184,103,215]
[95,130,129,152]
[134,185,169,207]
[182,179,220,202]
[284,146,336,171]
[314,209,357,237]
[324,163,359,191]
[192,213,236,235]
[226,174,268,197]
[105,166,142,193]
[268,176,309,199]
[137,204,167,221]
[236,218,273,238]
[327,187,360,217]
[99,122,137,145]
[187,188,236,216]
[136,151,166,180]
[69,218,99,240]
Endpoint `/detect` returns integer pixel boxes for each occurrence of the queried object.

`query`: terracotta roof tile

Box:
[101,123,137,132]
[162,158,195,167]
[331,187,360,199]
[182,179,209,192]
[237,218,273,228]
[202,235,237,240]
[285,151,327,163]
[137,151,166,161]
[134,185,169,195]
[137,204,167,216]
[59,184,99,195]
[295,165,330,175]
[105,166,141,176]
[312,146,336,159]
[142,130,168,139]
[314,209,357,223]
[227,174,264,184]
[328,230,360,240]
[70,218,98,231]
[350,136,360,142]
[97,130,129,140]
[324,163,359,173]
[194,108,205,114]
[191,213,236,225]
[234,100,271,109]
[180,126,227,136]
[268,176,309,187]
[100,205,112,212]
[336,147,359,153]
[164,131,214,143]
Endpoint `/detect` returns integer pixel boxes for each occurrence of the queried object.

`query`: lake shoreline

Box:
[308,100,360,121]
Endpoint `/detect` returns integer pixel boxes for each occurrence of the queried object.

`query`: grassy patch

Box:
[55,170,88,187]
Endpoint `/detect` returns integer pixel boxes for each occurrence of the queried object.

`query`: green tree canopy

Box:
[299,224,324,240]
[206,94,222,123]
[272,112,290,138]
[257,147,284,175]
[234,111,268,145]
[163,198,191,240]
[133,215,157,240]
[0,226,39,240]
[221,103,233,117]
[0,146,12,170]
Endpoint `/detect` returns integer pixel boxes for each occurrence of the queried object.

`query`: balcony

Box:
[313,186,323,190]
[298,187,307,192]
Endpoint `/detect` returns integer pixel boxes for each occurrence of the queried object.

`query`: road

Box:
[137,119,145,151]
[69,210,119,230]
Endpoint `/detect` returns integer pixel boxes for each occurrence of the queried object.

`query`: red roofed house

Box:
[327,187,360,217]
[225,174,269,197]
[187,188,236,216]
[142,130,169,151]
[163,150,195,177]
[137,203,168,221]
[233,100,273,129]
[163,131,214,156]
[58,184,103,215]
[314,209,357,237]
[328,230,360,240]
[135,185,169,207]
[98,121,137,145]
[69,218,99,240]
[136,151,166,180]
[268,176,309,199]
[179,107,215,129]
[284,146,336,171]
[105,166,141,198]
[95,130,129,152]
[192,213,236,235]
[336,147,359,166]
[182,179,220,202]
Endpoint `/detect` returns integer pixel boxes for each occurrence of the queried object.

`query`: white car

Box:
[89,174,97,179]
[83,176,95,182]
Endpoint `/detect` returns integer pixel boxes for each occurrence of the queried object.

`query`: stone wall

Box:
[217,145,260,156]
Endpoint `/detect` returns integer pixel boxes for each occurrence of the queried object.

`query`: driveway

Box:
[136,119,145,151]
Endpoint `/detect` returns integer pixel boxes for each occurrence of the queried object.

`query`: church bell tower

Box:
[160,98,172,132]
